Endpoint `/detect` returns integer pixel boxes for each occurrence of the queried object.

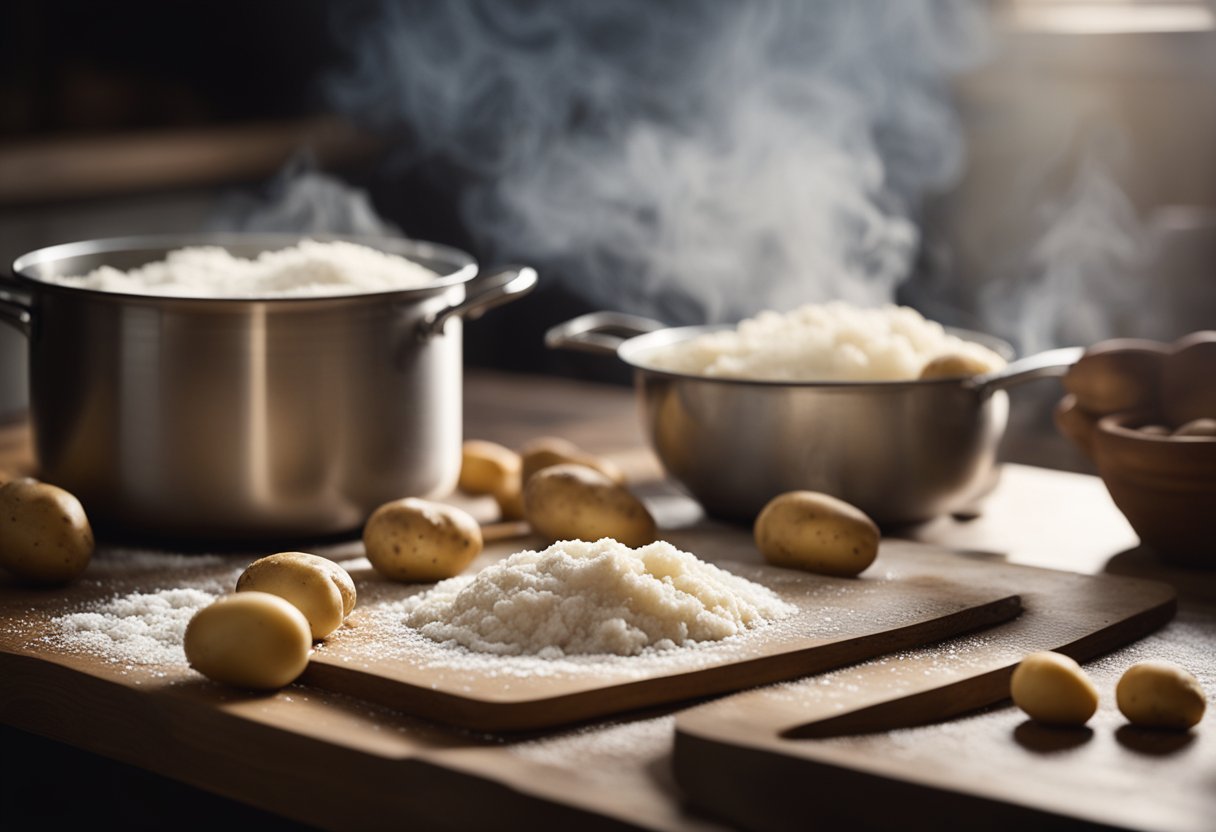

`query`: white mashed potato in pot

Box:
[645,301,1006,382]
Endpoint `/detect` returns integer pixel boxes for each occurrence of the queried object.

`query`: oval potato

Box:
[363,498,482,582]
[1116,660,1207,729]
[919,352,995,380]
[459,439,521,496]
[1010,651,1099,727]
[0,478,94,584]
[754,491,879,577]
[236,552,356,640]
[1173,417,1216,438]
[1053,394,1100,457]
[493,474,526,521]
[184,592,312,690]
[1162,331,1216,427]
[521,437,625,485]
[1062,340,1167,416]
[524,463,655,548]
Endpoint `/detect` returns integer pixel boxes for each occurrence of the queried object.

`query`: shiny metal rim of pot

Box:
[547,311,1081,525]
[0,233,537,543]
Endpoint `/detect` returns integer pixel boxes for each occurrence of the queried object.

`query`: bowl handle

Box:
[419,265,537,339]
[970,346,1084,397]
[0,275,33,337]
[544,312,666,357]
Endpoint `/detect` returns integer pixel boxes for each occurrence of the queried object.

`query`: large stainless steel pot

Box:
[548,312,1080,525]
[0,234,536,542]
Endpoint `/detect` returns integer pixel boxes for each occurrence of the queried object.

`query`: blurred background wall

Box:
[2,0,1214,469]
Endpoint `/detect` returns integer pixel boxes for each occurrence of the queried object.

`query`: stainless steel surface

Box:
[548,312,1078,524]
[5,233,536,541]
[0,284,32,336]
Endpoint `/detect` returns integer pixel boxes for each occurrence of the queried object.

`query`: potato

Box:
[363,498,482,582]
[1174,418,1216,438]
[184,592,312,690]
[1053,395,1099,456]
[1116,660,1207,730]
[524,463,656,548]
[1063,339,1167,416]
[236,552,356,640]
[0,478,94,584]
[919,352,995,380]
[459,440,521,496]
[1162,331,1216,426]
[1010,651,1099,727]
[493,472,526,521]
[753,491,879,577]
[521,437,625,485]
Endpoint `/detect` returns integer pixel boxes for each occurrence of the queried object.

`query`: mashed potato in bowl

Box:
[643,302,1006,382]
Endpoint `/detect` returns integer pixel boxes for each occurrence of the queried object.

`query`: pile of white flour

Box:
[51,239,439,298]
[403,538,794,658]
[646,301,1006,382]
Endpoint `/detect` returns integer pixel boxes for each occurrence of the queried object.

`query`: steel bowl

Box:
[0,233,536,542]
[548,312,1080,525]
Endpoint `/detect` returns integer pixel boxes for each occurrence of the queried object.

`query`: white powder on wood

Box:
[51,239,440,298]
[402,539,795,658]
[48,587,218,666]
[645,301,1006,381]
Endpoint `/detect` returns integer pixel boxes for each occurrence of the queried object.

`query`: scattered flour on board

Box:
[47,587,219,666]
[400,538,796,658]
[39,548,240,668]
[50,239,439,298]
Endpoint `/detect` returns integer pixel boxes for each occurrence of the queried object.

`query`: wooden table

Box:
[0,369,1210,831]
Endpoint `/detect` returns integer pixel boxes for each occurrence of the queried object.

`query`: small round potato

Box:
[520,437,625,485]
[754,491,879,578]
[0,478,94,584]
[493,474,526,521]
[184,592,312,690]
[1174,418,1216,438]
[1063,340,1167,416]
[524,463,656,548]
[1010,651,1099,727]
[1116,660,1207,730]
[1163,331,1216,426]
[363,498,482,582]
[459,439,522,496]
[236,552,356,640]
[919,352,995,380]
[1053,395,1100,456]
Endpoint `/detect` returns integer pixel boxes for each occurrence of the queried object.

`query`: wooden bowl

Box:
[1057,331,1216,567]
[1091,412,1216,567]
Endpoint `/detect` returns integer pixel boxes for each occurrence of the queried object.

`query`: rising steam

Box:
[325,0,988,323]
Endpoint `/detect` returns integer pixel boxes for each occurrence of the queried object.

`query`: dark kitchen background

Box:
[3,0,1216,472]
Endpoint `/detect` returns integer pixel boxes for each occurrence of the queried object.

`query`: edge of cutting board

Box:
[301,592,1021,732]
[672,569,1185,832]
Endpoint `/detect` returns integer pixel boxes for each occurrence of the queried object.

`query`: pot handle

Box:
[0,275,33,337]
[970,346,1083,397]
[544,311,666,356]
[419,265,538,339]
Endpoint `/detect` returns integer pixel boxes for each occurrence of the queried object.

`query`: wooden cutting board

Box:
[303,553,1020,731]
[0,534,1180,831]
[673,556,1188,832]
[0,534,1018,733]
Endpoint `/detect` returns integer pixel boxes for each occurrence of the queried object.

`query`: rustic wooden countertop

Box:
[0,369,1211,831]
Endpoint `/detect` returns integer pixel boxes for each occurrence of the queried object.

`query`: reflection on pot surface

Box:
[2,234,536,541]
